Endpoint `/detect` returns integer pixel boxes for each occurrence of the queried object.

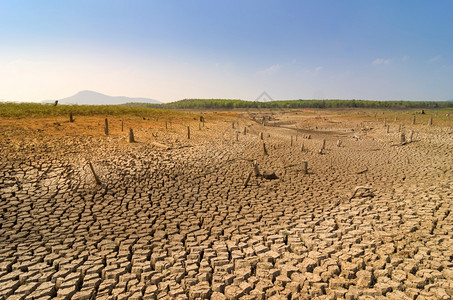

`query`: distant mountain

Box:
[59,90,161,105]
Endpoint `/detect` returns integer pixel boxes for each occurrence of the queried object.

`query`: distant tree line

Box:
[128,99,453,110]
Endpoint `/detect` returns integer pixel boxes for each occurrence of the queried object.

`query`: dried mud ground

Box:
[0,110,452,300]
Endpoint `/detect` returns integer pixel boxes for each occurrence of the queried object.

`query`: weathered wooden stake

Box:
[88,162,102,185]
[253,161,260,177]
[129,128,135,143]
[69,112,74,122]
[302,161,308,174]
[187,126,191,139]
[400,132,406,144]
[263,143,268,156]
[428,117,433,126]
[244,171,253,188]
[104,118,109,135]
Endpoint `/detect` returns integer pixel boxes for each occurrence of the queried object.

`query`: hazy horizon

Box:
[1,1,453,103]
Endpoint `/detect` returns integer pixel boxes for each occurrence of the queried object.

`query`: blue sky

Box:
[1,1,452,102]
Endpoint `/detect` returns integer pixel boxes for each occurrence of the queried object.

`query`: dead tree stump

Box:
[408,130,414,143]
[129,128,135,143]
[104,118,109,135]
[400,132,406,145]
[319,139,326,154]
[253,161,260,177]
[302,161,308,174]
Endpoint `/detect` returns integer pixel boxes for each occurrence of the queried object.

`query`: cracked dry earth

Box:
[1,111,452,300]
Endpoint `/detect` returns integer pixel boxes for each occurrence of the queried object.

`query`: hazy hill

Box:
[59,90,161,105]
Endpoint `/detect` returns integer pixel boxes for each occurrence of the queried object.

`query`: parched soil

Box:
[1,110,452,299]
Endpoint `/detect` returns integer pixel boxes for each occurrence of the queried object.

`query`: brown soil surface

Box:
[1,109,452,299]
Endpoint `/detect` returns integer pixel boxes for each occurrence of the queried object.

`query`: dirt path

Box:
[0,110,452,299]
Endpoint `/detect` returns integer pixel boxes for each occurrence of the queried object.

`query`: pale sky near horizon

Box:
[1,1,452,103]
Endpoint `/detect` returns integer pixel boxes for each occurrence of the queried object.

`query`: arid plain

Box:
[1,109,452,299]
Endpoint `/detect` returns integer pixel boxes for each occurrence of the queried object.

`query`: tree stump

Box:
[104,118,109,135]
[400,132,406,145]
[129,128,135,143]
[253,161,260,177]
[263,143,268,156]
[302,161,308,174]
